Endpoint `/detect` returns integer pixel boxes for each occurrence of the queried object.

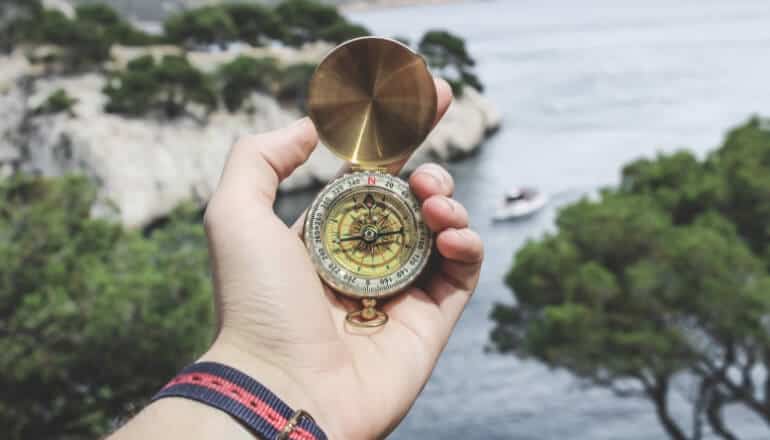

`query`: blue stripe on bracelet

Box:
[152,362,326,440]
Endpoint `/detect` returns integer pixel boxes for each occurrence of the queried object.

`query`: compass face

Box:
[304,172,432,298]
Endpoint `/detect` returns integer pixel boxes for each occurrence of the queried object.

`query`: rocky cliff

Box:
[0,45,499,228]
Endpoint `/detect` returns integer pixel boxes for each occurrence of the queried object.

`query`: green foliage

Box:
[75,3,159,46]
[620,151,725,224]
[161,1,371,48]
[419,30,484,95]
[0,174,213,440]
[218,56,279,112]
[75,3,122,27]
[275,0,370,46]
[714,117,770,258]
[104,54,217,119]
[164,6,237,48]
[317,21,370,44]
[37,8,113,68]
[103,53,319,117]
[491,118,770,439]
[32,88,78,117]
[11,2,157,69]
[224,3,285,44]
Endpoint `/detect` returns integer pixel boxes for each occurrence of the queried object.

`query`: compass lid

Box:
[307,37,437,167]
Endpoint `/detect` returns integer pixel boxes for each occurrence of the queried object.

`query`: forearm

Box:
[109,397,256,440]
[109,338,332,440]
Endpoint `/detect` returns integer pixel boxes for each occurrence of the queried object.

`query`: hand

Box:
[201,78,483,439]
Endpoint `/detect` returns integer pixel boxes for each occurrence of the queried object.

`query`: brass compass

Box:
[303,37,437,327]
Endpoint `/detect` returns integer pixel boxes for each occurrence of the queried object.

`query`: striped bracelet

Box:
[153,362,327,440]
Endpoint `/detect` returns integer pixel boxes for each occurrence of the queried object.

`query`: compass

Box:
[303,37,437,327]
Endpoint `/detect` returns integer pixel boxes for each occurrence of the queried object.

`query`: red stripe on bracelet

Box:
[163,373,317,440]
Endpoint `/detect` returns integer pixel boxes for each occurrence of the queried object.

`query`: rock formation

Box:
[0,45,500,227]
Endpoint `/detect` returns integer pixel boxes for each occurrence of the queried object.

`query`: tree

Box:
[490,118,770,440]
[223,3,284,45]
[33,8,113,69]
[74,3,158,46]
[17,3,155,69]
[104,54,217,120]
[0,174,213,440]
[713,119,770,259]
[275,0,369,47]
[217,56,279,112]
[318,21,370,44]
[154,55,218,118]
[103,55,160,116]
[418,30,483,95]
[163,6,237,48]
[32,88,78,117]
[164,4,290,48]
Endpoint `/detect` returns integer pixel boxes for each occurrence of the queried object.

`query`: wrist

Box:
[198,336,339,439]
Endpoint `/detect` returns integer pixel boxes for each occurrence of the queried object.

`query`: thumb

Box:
[216,117,318,205]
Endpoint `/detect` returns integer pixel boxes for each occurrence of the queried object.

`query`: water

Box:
[276,0,770,438]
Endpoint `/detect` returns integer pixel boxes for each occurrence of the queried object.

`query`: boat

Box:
[493,187,549,221]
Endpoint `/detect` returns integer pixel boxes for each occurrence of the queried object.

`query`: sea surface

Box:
[278,1,770,438]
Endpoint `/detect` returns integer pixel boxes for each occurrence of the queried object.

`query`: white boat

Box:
[493,187,549,221]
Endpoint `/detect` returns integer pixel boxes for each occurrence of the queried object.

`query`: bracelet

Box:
[152,362,327,440]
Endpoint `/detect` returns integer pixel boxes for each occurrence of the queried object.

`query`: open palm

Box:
[200,79,483,439]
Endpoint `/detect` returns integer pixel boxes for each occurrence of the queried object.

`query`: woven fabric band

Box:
[152,362,326,440]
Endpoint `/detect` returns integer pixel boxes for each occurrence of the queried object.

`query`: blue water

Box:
[347,1,770,438]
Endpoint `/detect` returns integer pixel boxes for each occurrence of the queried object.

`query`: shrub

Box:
[218,56,280,112]
[104,55,217,119]
[163,6,237,48]
[223,3,285,45]
[419,30,484,95]
[31,9,112,68]
[32,89,78,117]
[0,175,213,440]
[275,0,369,47]
[17,3,156,69]
[318,22,370,44]
[75,3,158,46]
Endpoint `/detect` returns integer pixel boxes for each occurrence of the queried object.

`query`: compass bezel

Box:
[303,171,433,299]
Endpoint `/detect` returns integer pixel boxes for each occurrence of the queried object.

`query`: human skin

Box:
[109,78,484,440]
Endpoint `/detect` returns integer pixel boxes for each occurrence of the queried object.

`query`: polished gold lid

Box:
[307,37,437,167]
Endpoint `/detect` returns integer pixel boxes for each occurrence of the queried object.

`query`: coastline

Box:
[0,44,500,228]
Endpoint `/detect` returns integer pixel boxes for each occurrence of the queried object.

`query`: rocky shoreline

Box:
[0,44,500,228]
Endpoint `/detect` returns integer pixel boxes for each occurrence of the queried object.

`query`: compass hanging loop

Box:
[307,37,437,169]
[346,299,389,328]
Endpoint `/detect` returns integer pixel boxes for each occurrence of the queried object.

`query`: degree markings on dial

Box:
[309,174,431,296]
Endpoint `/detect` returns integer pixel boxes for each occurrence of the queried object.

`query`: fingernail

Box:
[417,164,447,189]
[435,77,452,95]
[290,117,311,130]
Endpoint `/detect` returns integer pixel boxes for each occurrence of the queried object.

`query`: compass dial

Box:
[304,172,432,298]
